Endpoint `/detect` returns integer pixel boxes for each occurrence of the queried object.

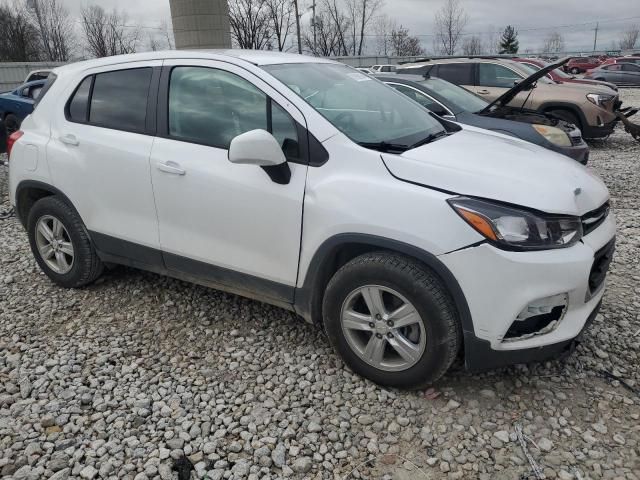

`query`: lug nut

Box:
[375,314,382,320]
[387,320,394,327]
[387,332,394,338]
[368,322,375,328]
[376,333,383,339]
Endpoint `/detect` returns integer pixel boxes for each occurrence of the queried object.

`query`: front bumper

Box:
[439,211,615,371]
[550,142,589,164]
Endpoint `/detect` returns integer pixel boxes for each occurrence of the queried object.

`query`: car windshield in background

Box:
[514,62,554,84]
[420,77,488,114]
[263,63,446,151]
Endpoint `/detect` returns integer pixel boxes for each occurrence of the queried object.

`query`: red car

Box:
[564,57,602,74]
[601,56,640,66]
[513,58,617,91]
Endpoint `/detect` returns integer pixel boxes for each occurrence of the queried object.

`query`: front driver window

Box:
[169,66,298,158]
[478,64,522,88]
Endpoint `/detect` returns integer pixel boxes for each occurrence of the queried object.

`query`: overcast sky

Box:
[62,0,640,53]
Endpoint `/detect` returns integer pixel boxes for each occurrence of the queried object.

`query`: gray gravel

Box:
[1,90,639,480]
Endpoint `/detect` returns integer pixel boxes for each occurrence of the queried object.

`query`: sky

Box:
[61,0,640,54]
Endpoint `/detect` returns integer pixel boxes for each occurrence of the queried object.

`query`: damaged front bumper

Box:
[438,211,615,372]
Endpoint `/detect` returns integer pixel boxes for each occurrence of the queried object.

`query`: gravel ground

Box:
[1,90,639,480]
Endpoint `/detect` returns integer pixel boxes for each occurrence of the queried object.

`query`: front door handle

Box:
[157,161,186,176]
[476,89,491,95]
[59,134,79,146]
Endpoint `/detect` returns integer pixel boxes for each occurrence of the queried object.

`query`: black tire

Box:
[548,109,582,131]
[322,252,461,389]
[27,196,103,288]
[4,114,20,135]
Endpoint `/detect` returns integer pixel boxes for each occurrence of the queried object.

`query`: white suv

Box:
[8,51,615,388]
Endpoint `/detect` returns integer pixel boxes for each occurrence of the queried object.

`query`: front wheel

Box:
[570,67,580,74]
[27,196,103,288]
[322,252,461,389]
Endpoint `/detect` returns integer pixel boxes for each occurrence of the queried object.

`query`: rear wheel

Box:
[4,114,19,135]
[570,67,580,74]
[27,196,103,288]
[322,252,461,389]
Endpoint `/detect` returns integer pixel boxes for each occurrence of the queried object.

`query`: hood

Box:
[382,127,608,215]
[482,57,571,112]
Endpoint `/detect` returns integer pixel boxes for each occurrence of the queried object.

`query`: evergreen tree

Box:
[499,25,519,54]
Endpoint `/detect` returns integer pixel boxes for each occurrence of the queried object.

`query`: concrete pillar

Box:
[169,0,232,49]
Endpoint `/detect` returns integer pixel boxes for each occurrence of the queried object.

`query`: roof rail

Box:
[398,54,522,65]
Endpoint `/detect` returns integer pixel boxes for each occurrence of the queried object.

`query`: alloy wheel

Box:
[340,285,426,372]
[35,215,74,274]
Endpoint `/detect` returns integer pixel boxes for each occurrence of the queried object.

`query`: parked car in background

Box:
[371,64,396,73]
[375,74,589,163]
[601,56,640,67]
[397,57,621,138]
[513,57,617,92]
[356,67,374,74]
[584,63,640,87]
[0,117,6,154]
[7,50,615,388]
[0,79,47,134]
[564,57,602,74]
[24,69,51,83]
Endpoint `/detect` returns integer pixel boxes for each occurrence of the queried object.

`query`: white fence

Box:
[0,62,65,91]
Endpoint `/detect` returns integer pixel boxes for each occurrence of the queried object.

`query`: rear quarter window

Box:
[33,73,57,109]
[435,64,474,85]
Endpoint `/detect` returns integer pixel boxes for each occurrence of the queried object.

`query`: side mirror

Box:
[228,129,291,184]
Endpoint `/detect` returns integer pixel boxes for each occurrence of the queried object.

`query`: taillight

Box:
[6,130,24,160]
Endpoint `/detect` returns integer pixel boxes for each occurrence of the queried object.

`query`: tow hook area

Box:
[615,108,640,141]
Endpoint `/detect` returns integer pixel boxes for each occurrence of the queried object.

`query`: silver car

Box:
[584,63,640,87]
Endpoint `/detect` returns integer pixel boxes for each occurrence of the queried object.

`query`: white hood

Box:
[382,128,608,216]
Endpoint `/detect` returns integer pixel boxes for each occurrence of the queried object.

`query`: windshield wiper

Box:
[357,141,410,153]
[407,131,450,149]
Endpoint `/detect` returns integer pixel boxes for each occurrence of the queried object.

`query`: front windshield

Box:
[263,63,446,148]
[525,60,573,79]
[420,77,488,114]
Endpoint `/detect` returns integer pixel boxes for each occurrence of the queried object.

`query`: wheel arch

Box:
[15,180,82,229]
[294,233,474,337]
[539,102,587,130]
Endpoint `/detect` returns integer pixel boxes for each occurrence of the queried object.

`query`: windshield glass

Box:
[420,77,488,113]
[263,63,446,148]
[513,62,554,84]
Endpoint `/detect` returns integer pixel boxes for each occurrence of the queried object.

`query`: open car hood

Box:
[481,57,571,113]
[381,127,608,216]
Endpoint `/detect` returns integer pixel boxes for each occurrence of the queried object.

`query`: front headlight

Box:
[532,124,571,147]
[448,197,582,250]
[586,93,615,106]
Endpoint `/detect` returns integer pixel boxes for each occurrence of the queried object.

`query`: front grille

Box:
[588,238,615,294]
[570,135,583,146]
[581,201,610,236]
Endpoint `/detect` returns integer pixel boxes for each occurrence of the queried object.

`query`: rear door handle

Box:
[59,134,79,146]
[157,161,186,176]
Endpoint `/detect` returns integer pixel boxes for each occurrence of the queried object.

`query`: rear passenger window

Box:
[168,66,299,158]
[478,64,521,88]
[89,68,152,132]
[68,76,92,121]
[436,64,474,85]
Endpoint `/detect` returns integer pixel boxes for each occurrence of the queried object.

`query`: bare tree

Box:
[0,2,41,61]
[373,14,395,55]
[484,25,500,54]
[390,25,424,56]
[462,35,482,55]
[321,0,352,55]
[228,0,272,49]
[434,0,468,55]
[345,0,383,55]
[27,0,74,61]
[302,9,342,56]
[80,5,140,57]
[159,20,174,50]
[541,31,565,54]
[265,0,294,51]
[619,25,639,50]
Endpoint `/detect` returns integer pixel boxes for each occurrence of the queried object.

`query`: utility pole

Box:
[593,22,599,52]
[293,0,302,54]
[312,0,317,54]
